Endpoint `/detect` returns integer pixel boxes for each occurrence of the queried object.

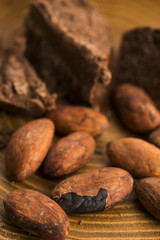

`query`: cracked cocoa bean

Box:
[51,167,133,213]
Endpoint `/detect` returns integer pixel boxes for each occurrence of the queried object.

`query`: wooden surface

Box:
[0,0,160,239]
[1,0,160,48]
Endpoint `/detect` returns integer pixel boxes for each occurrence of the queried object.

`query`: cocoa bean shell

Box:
[135,178,160,220]
[107,137,160,178]
[3,189,69,240]
[43,132,95,177]
[5,119,54,181]
[46,106,109,137]
[114,84,160,133]
[51,167,133,213]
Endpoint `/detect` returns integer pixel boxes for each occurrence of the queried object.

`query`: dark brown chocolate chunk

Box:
[25,0,113,110]
[0,40,57,116]
[51,167,133,213]
[116,27,160,106]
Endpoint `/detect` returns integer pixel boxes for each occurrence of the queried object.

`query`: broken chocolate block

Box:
[116,27,160,106]
[0,40,57,116]
[25,0,113,110]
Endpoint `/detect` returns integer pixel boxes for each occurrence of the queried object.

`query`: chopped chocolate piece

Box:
[116,27,160,106]
[25,0,113,110]
[0,41,57,116]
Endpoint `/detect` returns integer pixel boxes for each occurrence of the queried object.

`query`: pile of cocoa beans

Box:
[4,84,160,239]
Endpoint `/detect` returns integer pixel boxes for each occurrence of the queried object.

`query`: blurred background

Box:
[0,0,160,49]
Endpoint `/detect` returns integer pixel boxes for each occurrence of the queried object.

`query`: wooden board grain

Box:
[0,0,160,239]
[1,0,160,48]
